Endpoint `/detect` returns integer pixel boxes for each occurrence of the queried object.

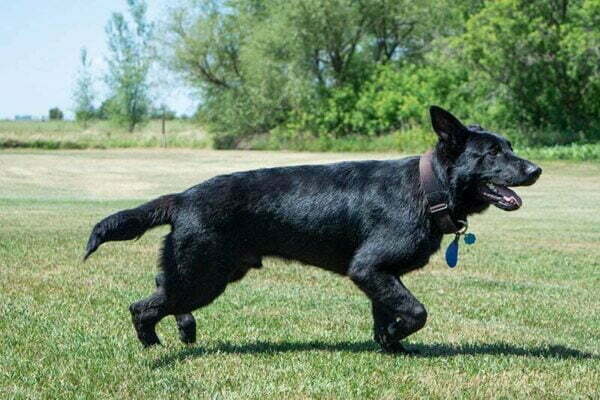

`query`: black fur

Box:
[85,106,541,352]
[84,195,176,260]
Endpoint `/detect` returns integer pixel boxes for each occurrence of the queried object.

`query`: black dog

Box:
[84,106,541,352]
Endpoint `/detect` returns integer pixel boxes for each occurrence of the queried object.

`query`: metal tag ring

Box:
[456,220,468,235]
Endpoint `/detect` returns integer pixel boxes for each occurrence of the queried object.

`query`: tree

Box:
[94,97,114,120]
[72,48,96,128]
[164,0,599,146]
[164,0,439,140]
[455,0,600,143]
[105,0,154,132]
[49,107,64,120]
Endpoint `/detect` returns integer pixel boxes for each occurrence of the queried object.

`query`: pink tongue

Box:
[503,195,518,205]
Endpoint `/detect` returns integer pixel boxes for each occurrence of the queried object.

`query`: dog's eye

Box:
[488,147,500,157]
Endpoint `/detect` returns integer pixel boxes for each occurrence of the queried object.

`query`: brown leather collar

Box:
[419,150,465,234]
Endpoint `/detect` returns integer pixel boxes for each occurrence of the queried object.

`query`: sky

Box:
[0,0,197,120]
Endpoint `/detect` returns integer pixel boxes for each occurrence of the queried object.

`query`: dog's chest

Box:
[384,225,444,275]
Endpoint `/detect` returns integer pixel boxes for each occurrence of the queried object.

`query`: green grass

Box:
[3,120,599,160]
[519,143,600,161]
[0,120,209,149]
[249,131,600,161]
[1,149,599,399]
[248,127,600,160]
[248,128,438,153]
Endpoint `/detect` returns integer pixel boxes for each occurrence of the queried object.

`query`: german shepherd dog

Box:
[84,106,541,352]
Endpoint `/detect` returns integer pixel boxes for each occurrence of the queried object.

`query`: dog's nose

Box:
[524,164,542,185]
[526,164,542,180]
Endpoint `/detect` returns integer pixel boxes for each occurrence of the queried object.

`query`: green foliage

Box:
[0,138,87,150]
[163,0,600,149]
[149,105,176,120]
[519,142,600,161]
[455,0,600,143]
[95,98,113,120]
[72,48,96,127]
[252,126,437,153]
[48,107,64,120]
[4,119,597,160]
[165,0,441,143]
[291,64,469,137]
[105,0,154,132]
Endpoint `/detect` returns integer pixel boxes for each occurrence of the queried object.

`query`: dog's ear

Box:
[429,106,469,148]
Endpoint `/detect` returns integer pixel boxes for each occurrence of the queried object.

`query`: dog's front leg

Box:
[349,257,427,353]
[371,301,411,353]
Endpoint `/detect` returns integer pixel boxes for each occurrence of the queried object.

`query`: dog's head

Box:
[429,106,542,213]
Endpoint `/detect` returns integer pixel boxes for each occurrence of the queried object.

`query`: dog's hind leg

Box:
[128,288,197,347]
[155,272,196,344]
[129,291,169,347]
[174,313,197,344]
[129,231,238,348]
[128,233,194,348]
[166,255,252,342]
[169,263,233,314]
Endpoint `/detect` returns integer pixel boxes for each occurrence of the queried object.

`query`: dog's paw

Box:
[379,341,409,354]
[138,332,162,348]
[374,328,408,354]
[374,323,422,355]
[176,314,197,344]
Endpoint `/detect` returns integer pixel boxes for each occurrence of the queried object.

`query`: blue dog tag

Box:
[446,232,476,268]
[464,233,476,245]
[445,236,459,268]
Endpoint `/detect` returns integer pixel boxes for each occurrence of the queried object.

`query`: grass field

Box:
[0,120,208,149]
[1,149,599,399]
[2,120,600,161]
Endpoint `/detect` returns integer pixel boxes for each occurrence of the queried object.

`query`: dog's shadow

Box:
[153,340,596,368]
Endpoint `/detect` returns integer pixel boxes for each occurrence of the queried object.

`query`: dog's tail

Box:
[83,194,177,261]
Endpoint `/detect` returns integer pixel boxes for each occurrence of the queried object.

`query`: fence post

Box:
[161,107,167,148]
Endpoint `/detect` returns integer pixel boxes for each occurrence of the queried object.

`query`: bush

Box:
[286,63,468,138]
[250,125,436,153]
[163,0,600,150]
[454,0,600,142]
[48,107,64,121]
[519,143,600,161]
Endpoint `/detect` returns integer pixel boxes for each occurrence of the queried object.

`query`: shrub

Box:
[48,107,64,121]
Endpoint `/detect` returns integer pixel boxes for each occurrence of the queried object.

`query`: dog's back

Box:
[176,157,425,273]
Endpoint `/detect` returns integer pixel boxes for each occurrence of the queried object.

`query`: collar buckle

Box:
[429,203,448,214]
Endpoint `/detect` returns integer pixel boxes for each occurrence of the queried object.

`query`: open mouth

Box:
[477,182,523,211]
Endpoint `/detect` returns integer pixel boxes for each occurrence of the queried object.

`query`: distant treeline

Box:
[161,0,599,148]
[76,0,600,148]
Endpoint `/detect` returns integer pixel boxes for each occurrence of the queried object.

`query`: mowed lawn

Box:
[1,149,598,399]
